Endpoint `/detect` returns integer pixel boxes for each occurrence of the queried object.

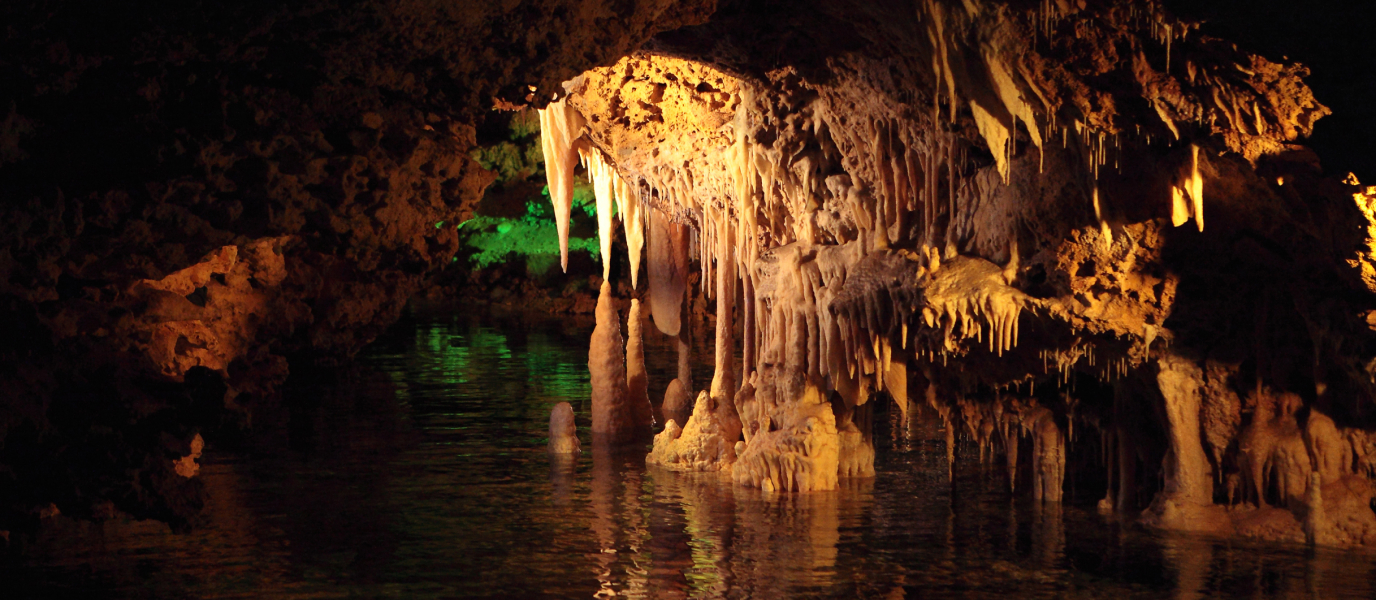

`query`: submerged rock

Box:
[548,402,581,454]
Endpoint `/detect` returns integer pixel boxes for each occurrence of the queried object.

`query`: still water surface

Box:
[11,305,1376,598]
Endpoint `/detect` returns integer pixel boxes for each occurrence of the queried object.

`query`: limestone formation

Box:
[529,0,1376,549]
[647,207,692,337]
[173,434,206,479]
[626,299,651,424]
[732,383,840,493]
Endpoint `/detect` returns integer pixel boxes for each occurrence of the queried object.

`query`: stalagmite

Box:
[1238,391,1307,507]
[1156,356,1214,506]
[648,207,690,336]
[548,402,581,454]
[1136,355,1239,535]
[589,282,650,445]
[537,98,586,272]
[1306,410,1349,486]
[1305,472,1329,546]
[626,299,650,424]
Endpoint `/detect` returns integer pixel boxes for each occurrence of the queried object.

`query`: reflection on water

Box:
[7,305,1376,598]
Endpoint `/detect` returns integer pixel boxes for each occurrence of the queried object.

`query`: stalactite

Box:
[583,148,617,281]
[1171,184,1190,227]
[537,98,586,272]
[742,267,756,381]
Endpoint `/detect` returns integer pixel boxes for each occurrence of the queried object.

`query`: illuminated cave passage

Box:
[4,0,1376,596]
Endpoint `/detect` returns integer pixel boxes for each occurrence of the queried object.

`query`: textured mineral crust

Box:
[530,0,1376,548]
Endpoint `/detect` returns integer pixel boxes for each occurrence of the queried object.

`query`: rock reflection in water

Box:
[578,442,863,598]
[7,308,1376,598]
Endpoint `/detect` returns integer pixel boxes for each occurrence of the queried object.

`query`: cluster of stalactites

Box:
[535,41,1205,418]
[539,0,1222,303]
[905,253,1026,369]
[538,96,655,288]
[537,0,1268,411]
[579,148,646,286]
[1038,344,1142,390]
[926,0,1317,244]
[921,0,1046,184]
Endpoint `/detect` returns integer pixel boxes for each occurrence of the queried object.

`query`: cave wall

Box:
[0,0,717,531]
